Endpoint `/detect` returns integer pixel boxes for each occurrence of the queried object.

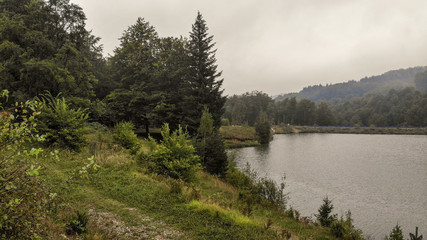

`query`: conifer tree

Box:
[196,107,228,176]
[184,12,226,134]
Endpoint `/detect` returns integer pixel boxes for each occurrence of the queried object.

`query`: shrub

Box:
[385,224,404,240]
[226,162,288,210]
[221,118,230,126]
[36,92,88,151]
[315,196,336,227]
[112,121,139,150]
[66,211,89,235]
[147,124,200,182]
[1,92,51,239]
[330,220,345,238]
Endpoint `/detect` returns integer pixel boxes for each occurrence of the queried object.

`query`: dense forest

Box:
[224,69,427,127]
[0,0,224,135]
[275,66,427,102]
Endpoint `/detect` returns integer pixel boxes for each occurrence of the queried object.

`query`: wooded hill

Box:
[275,66,427,102]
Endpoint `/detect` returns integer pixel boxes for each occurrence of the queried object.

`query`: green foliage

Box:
[112,121,139,150]
[146,123,200,182]
[36,93,88,150]
[255,111,272,144]
[226,162,287,210]
[221,118,230,126]
[66,211,89,235]
[0,0,102,101]
[196,107,228,176]
[385,224,404,240]
[0,91,51,239]
[414,71,427,92]
[409,227,423,240]
[315,196,336,227]
[330,220,345,238]
[183,12,226,134]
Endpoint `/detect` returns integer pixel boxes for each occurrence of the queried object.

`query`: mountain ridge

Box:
[275,66,427,102]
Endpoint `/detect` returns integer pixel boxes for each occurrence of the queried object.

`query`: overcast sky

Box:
[70,0,427,96]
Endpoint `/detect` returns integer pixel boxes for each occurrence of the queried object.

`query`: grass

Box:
[35,126,339,239]
[220,125,261,148]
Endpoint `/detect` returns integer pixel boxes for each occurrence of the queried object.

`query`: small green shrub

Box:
[315,196,336,227]
[330,220,344,238]
[66,211,89,235]
[36,92,88,151]
[147,124,200,182]
[221,118,230,126]
[112,121,140,151]
[385,224,404,240]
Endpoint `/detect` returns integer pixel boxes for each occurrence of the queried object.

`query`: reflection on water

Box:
[230,134,427,239]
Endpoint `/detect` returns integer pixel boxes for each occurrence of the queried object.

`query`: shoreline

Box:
[274,126,427,135]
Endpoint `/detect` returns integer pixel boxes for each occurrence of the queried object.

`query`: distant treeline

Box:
[224,91,336,126]
[224,87,427,127]
[276,67,427,102]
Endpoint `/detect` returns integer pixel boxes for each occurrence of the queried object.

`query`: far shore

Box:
[274,125,427,135]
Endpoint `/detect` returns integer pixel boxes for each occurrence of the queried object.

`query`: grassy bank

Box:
[273,125,427,135]
[35,128,339,239]
[220,125,260,148]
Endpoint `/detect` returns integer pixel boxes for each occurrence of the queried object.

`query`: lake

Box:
[229,134,427,239]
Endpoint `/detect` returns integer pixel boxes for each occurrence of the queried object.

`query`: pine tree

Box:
[184,12,226,134]
[384,224,404,240]
[315,196,336,227]
[196,106,228,176]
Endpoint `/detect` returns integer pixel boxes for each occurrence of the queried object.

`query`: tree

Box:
[0,0,101,102]
[255,111,272,144]
[184,12,226,134]
[384,224,404,240]
[196,106,228,176]
[315,196,336,227]
[147,124,200,182]
[415,71,427,92]
[409,227,423,240]
[316,102,335,126]
[108,17,160,132]
[295,98,316,125]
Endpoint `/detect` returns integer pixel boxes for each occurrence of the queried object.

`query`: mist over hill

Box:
[275,66,427,102]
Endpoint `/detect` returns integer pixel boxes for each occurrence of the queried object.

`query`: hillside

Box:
[275,66,427,102]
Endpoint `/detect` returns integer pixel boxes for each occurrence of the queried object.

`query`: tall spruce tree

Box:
[184,12,226,134]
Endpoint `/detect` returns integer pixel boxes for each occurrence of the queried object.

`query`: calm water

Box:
[230,134,427,239]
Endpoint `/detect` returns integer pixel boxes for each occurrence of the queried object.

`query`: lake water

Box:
[229,134,427,239]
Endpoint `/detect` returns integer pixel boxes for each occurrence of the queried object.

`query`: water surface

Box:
[230,134,427,239]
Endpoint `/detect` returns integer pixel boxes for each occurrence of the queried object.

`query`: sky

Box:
[70,0,427,96]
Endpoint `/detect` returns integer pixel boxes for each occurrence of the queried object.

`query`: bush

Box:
[112,121,139,150]
[315,196,336,227]
[226,162,288,210]
[256,175,287,210]
[385,224,404,240]
[66,211,89,235]
[1,92,51,239]
[36,93,88,151]
[147,124,200,182]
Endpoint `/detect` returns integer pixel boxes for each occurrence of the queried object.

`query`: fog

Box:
[70,0,427,95]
